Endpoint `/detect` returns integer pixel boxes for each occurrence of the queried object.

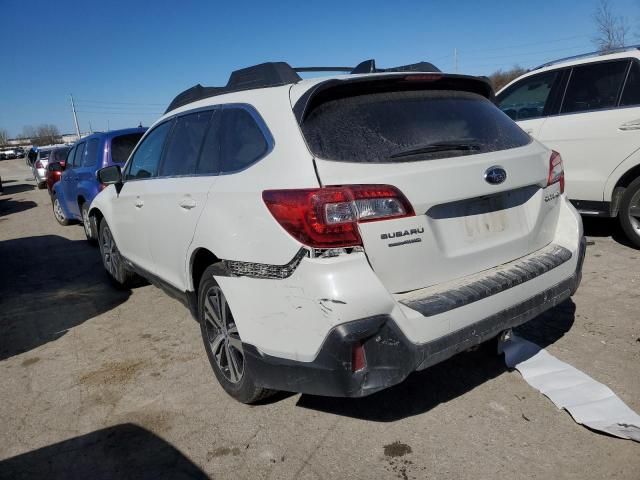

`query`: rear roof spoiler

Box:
[292,73,495,124]
[165,59,441,113]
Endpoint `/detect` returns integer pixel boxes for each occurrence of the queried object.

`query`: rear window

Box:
[50,147,70,162]
[301,90,531,163]
[111,133,144,164]
[38,150,51,160]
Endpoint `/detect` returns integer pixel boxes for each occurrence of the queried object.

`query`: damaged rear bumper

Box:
[244,239,585,398]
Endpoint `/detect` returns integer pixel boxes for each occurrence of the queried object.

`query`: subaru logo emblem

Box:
[484,166,507,185]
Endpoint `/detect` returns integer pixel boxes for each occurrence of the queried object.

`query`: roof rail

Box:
[533,45,640,70]
[165,60,441,113]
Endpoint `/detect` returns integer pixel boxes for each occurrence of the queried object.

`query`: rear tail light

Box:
[35,160,43,169]
[351,341,367,372]
[262,185,414,248]
[547,150,564,193]
[98,183,107,192]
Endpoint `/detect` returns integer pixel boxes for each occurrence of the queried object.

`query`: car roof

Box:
[497,46,640,94]
[163,59,443,114]
[75,127,147,144]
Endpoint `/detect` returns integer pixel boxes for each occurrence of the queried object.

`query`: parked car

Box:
[90,60,585,403]
[14,147,25,158]
[31,147,53,188]
[52,128,146,236]
[496,46,640,247]
[0,149,16,160]
[45,146,71,195]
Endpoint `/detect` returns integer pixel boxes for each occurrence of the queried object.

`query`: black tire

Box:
[198,265,274,404]
[81,203,97,244]
[98,219,138,288]
[618,177,640,249]
[37,181,46,190]
[52,195,70,226]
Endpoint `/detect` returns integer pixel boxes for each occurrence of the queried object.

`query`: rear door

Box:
[536,59,640,201]
[297,84,557,293]
[72,137,101,213]
[144,110,217,290]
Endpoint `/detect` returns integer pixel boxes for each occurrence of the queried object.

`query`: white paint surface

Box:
[503,334,640,442]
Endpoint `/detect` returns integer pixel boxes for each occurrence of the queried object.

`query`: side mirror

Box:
[48,162,64,172]
[97,165,123,194]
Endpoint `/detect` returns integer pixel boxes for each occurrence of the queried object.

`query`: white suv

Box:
[90,60,585,403]
[496,47,640,247]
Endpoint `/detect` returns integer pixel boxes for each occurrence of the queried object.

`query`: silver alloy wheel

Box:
[100,224,121,279]
[53,198,66,223]
[82,207,92,238]
[203,286,244,384]
[628,189,640,235]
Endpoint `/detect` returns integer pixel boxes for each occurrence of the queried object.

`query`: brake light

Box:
[35,160,43,169]
[99,183,107,192]
[262,185,414,248]
[547,151,564,193]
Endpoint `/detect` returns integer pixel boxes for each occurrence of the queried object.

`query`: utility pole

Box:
[454,48,458,73]
[69,94,81,140]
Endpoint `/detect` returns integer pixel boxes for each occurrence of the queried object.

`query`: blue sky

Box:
[1,0,638,137]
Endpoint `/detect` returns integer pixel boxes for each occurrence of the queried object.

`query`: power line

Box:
[76,110,162,115]
[75,99,165,106]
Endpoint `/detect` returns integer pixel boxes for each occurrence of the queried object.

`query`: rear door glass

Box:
[496,71,558,120]
[111,133,144,164]
[561,60,628,114]
[160,111,212,177]
[301,90,531,163]
[197,111,222,175]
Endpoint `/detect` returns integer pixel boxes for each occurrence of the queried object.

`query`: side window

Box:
[82,138,100,167]
[160,111,212,177]
[620,61,640,107]
[72,143,85,168]
[125,121,173,180]
[197,111,222,174]
[497,71,558,121]
[220,108,268,173]
[561,61,628,114]
[65,146,76,165]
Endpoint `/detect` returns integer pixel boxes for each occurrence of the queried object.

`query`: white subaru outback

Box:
[496,47,640,247]
[90,60,585,403]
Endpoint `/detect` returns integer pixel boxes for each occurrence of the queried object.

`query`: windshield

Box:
[301,90,530,163]
[38,150,51,160]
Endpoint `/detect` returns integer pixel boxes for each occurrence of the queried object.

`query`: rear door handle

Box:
[619,119,640,131]
[179,197,197,210]
[135,198,144,208]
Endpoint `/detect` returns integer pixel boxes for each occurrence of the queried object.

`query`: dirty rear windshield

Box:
[50,147,70,162]
[111,133,144,164]
[300,90,531,163]
[38,150,51,159]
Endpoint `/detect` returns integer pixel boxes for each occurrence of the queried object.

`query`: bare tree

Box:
[488,66,528,91]
[0,128,8,146]
[35,124,61,146]
[21,125,37,141]
[593,0,629,52]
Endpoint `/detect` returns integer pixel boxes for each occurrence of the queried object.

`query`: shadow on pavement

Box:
[1,183,35,196]
[297,300,575,421]
[582,216,634,248]
[0,423,209,480]
[0,196,37,216]
[0,235,131,361]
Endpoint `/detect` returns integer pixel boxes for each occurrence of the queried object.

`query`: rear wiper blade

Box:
[389,142,481,159]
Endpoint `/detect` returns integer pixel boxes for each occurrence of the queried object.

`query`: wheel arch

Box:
[189,247,221,294]
[604,150,640,214]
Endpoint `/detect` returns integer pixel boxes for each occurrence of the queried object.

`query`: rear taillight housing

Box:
[35,160,43,169]
[547,150,564,193]
[262,185,415,248]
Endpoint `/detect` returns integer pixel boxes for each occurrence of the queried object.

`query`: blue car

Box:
[52,128,146,239]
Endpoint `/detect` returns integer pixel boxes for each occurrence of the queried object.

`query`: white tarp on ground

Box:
[502,334,640,442]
